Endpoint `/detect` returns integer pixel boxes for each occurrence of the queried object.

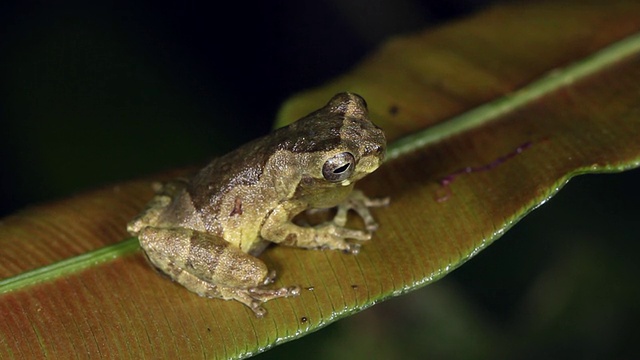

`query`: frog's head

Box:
[319,92,386,185]
[280,92,386,194]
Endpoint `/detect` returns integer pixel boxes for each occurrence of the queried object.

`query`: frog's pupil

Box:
[334,163,350,174]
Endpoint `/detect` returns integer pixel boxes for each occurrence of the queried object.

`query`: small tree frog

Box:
[128,92,387,317]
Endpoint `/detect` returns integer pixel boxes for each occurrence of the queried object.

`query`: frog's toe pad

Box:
[342,242,361,255]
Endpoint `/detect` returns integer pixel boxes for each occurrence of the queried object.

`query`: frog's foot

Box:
[217,283,301,318]
[333,189,389,231]
[186,271,299,318]
[311,222,372,254]
[298,191,388,254]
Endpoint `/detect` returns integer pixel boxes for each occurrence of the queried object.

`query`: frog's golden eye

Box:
[322,152,355,182]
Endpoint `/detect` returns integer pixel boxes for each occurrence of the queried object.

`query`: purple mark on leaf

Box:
[437,141,533,202]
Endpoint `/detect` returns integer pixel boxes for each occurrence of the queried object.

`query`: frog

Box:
[127,92,387,317]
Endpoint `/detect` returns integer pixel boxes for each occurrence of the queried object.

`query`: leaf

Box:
[2,2,640,359]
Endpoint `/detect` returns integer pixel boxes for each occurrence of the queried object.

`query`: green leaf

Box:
[2,2,640,359]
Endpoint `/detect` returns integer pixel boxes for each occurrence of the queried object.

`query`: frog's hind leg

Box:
[139,227,299,317]
[164,262,295,317]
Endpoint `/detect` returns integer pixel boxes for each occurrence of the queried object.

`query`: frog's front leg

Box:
[261,195,382,254]
[331,189,390,231]
[137,227,300,317]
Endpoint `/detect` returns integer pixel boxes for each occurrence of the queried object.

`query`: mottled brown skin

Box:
[127,93,387,317]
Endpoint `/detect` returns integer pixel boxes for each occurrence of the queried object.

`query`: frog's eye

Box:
[322,152,355,182]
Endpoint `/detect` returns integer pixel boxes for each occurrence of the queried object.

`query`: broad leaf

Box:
[2,2,640,359]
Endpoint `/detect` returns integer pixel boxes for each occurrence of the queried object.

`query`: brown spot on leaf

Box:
[388,104,399,116]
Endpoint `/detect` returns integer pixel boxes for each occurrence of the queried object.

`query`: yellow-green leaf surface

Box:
[2,2,640,359]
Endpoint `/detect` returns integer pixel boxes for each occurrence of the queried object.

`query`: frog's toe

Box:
[364,196,391,208]
[245,286,301,317]
[250,303,268,318]
[364,220,379,232]
[262,270,277,285]
[288,286,302,296]
[335,227,371,241]
[343,242,361,255]
[249,285,300,299]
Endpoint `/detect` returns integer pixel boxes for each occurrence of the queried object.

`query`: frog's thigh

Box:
[139,227,270,291]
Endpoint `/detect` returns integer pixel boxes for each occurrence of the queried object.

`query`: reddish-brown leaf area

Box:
[0,172,192,279]
[0,181,149,278]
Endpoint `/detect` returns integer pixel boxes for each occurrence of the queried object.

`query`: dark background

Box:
[1,1,639,358]
[0,0,483,215]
